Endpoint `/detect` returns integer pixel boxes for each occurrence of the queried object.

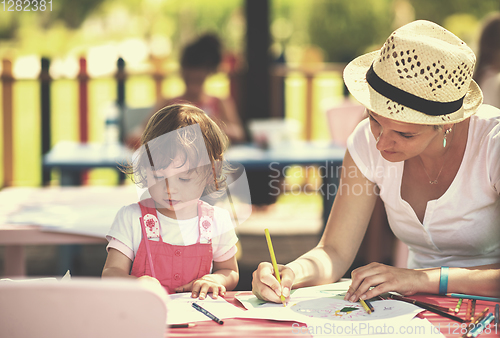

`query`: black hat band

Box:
[366,63,465,116]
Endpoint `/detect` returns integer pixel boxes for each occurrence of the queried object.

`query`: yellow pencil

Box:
[359,299,372,314]
[264,228,286,307]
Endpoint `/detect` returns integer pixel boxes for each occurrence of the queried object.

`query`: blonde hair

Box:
[121,104,230,197]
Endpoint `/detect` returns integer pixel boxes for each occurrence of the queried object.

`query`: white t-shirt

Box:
[347,104,500,269]
[106,203,239,265]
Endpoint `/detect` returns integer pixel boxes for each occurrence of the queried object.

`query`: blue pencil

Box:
[448,293,500,303]
[495,304,499,325]
[468,313,494,338]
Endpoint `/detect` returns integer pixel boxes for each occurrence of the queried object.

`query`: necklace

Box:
[418,156,445,184]
[418,127,454,184]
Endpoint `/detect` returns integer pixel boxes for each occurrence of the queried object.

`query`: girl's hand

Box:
[175,275,226,300]
[138,275,162,286]
[344,262,424,302]
[137,275,169,304]
[251,262,294,303]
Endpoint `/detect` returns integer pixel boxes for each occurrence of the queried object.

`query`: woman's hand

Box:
[252,262,295,303]
[175,275,227,300]
[344,262,424,302]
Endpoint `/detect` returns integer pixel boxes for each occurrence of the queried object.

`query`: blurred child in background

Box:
[126,34,245,148]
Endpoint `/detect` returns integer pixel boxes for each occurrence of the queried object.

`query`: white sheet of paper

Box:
[166,293,244,325]
[234,281,426,333]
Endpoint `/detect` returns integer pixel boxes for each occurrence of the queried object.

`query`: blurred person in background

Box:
[126,34,245,148]
[473,12,500,109]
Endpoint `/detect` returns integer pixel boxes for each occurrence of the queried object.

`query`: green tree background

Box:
[1,0,499,62]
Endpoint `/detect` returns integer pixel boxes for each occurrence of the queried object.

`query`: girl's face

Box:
[367,110,441,162]
[147,156,207,219]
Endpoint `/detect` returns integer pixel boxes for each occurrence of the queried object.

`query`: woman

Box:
[252,20,500,303]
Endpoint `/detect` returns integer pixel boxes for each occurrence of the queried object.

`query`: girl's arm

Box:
[252,150,379,302]
[102,248,134,279]
[175,255,239,299]
[102,248,163,289]
[210,255,240,291]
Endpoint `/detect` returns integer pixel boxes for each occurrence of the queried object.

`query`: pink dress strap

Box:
[138,199,162,240]
[131,198,215,294]
[197,200,214,244]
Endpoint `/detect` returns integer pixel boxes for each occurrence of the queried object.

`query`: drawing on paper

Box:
[291,299,397,321]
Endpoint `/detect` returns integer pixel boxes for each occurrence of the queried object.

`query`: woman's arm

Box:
[429,264,500,297]
[346,262,500,302]
[252,150,379,302]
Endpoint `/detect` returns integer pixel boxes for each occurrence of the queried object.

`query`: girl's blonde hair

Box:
[121,104,230,197]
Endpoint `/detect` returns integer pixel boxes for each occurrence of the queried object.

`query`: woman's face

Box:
[367,110,441,162]
[147,156,207,219]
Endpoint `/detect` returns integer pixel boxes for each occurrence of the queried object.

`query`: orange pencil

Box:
[465,299,472,323]
[470,299,476,322]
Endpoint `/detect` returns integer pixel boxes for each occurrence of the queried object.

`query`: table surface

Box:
[43,141,346,169]
[167,292,499,338]
[225,141,345,169]
[0,186,139,276]
[0,185,139,240]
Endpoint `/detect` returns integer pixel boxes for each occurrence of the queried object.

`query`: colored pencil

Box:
[468,313,494,338]
[264,228,286,307]
[359,299,372,314]
[389,294,464,323]
[364,299,375,312]
[192,303,224,325]
[389,294,452,312]
[470,299,476,322]
[461,308,489,338]
[495,304,499,325]
[168,323,196,328]
[448,293,500,303]
[455,298,463,314]
[465,299,472,323]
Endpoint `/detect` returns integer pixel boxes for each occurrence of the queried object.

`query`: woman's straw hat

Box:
[343,20,483,125]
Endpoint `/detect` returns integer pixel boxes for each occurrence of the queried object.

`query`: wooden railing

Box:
[0,57,346,187]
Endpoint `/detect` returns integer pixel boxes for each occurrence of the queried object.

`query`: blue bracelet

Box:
[439,266,449,295]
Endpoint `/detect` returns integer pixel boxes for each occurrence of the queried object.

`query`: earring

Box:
[443,128,452,148]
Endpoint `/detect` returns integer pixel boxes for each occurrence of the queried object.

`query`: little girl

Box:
[102,104,239,299]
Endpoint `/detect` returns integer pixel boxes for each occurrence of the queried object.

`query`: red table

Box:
[411,294,499,338]
[167,292,499,338]
[0,186,137,277]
